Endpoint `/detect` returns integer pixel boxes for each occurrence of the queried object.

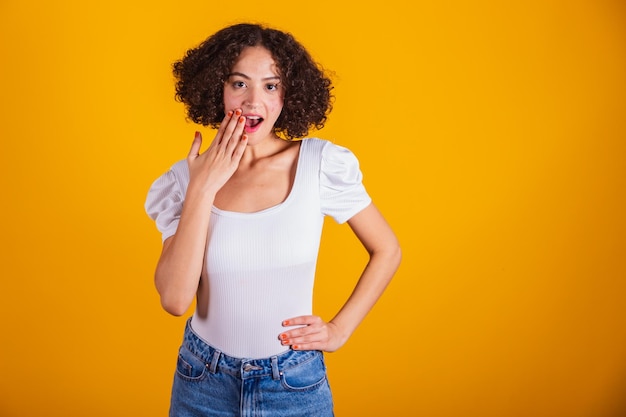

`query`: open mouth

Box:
[245,116,264,129]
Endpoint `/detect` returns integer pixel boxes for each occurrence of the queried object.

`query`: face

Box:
[223,46,284,143]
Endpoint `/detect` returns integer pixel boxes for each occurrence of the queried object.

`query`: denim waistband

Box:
[181,318,322,380]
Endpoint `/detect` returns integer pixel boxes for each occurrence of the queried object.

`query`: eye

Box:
[266,83,280,91]
[232,80,246,89]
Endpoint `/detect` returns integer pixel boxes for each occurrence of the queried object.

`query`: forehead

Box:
[231,46,280,75]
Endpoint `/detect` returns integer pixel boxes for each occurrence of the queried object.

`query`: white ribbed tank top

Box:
[145,138,371,358]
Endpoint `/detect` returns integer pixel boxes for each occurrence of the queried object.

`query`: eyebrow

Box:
[227,72,281,81]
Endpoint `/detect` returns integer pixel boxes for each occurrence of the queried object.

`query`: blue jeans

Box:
[169,319,334,417]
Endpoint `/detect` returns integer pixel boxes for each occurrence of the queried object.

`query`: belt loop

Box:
[271,356,280,380]
[208,350,221,374]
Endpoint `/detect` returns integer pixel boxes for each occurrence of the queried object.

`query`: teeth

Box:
[245,116,263,128]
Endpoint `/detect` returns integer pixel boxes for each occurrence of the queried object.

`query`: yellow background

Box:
[1,1,625,416]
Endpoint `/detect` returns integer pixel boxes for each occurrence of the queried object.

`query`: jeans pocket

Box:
[175,346,208,382]
[280,352,328,392]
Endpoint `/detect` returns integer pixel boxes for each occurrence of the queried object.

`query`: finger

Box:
[279,323,325,345]
[286,332,329,351]
[211,110,235,146]
[219,109,244,147]
[288,324,326,340]
[291,341,325,351]
[282,315,321,327]
[283,329,325,344]
[231,134,248,160]
[279,328,305,342]
[279,316,324,345]
[225,116,247,154]
[280,336,317,350]
[188,131,202,159]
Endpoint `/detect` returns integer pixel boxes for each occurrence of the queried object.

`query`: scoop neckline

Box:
[210,140,306,218]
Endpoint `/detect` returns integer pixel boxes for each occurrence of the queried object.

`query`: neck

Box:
[240,134,290,163]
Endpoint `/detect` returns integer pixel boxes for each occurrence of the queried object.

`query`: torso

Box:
[167,138,372,358]
[193,138,325,358]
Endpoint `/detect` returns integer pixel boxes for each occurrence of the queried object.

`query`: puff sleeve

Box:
[144,161,188,242]
[320,142,372,224]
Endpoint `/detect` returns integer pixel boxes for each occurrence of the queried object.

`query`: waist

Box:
[193,267,314,358]
[182,318,323,378]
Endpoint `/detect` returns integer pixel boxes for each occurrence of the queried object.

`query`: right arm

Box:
[155,110,247,315]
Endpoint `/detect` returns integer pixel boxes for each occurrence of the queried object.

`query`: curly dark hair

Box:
[172,23,334,140]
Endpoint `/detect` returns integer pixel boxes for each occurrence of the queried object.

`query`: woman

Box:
[145,23,401,417]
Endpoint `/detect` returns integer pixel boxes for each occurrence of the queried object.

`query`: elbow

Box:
[154,266,195,316]
[381,240,402,275]
[391,243,402,271]
[160,295,191,317]
[155,276,193,316]
[375,238,402,266]
[368,241,402,278]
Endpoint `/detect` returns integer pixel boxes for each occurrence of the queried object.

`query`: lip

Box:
[243,114,264,134]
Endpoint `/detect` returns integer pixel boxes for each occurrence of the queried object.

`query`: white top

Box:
[145,138,371,358]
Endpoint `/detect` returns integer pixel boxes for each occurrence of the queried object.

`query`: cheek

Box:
[222,88,243,108]
[271,98,284,117]
[222,93,235,109]
[272,103,283,114]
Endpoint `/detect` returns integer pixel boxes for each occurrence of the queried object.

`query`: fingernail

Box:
[293,345,299,350]
[227,110,233,117]
[281,340,289,345]
[238,116,245,123]
[283,320,290,326]
[235,109,242,116]
[194,131,200,138]
[241,135,248,141]
[280,334,287,340]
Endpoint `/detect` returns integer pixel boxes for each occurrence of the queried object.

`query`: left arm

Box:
[279,203,402,352]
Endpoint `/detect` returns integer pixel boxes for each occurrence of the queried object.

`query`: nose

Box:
[242,85,261,109]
